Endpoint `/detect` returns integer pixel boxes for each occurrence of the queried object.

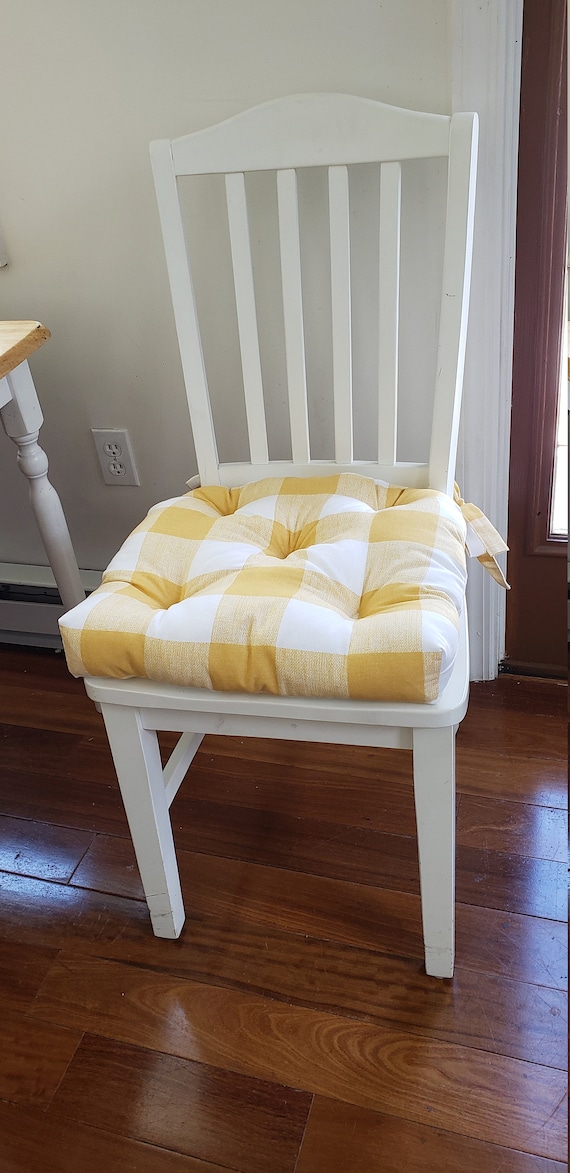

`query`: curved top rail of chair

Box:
[164,92,454,176]
[0,321,51,381]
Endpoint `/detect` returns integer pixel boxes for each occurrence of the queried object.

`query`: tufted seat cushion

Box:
[59,473,473,703]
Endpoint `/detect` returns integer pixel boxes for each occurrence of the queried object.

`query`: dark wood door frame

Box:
[504,0,567,677]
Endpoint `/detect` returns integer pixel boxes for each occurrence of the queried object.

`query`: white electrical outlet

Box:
[91,429,140,486]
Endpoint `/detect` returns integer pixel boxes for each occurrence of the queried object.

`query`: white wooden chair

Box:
[77,95,479,978]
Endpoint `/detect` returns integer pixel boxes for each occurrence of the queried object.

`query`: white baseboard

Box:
[0,563,101,647]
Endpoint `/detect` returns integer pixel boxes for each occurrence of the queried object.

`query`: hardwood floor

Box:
[0,644,566,1172]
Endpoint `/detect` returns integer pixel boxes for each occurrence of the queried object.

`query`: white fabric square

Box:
[188,539,259,579]
[422,560,466,612]
[146,594,221,643]
[276,597,353,654]
[236,495,279,520]
[303,538,369,595]
[318,494,374,519]
[105,530,147,576]
[56,586,122,630]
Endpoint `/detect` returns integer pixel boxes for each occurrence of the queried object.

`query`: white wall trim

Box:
[451,0,523,680]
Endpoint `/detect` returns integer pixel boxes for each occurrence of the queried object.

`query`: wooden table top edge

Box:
[0,321,51,381]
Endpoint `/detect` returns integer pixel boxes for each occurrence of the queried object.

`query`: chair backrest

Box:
[150,93,478,495]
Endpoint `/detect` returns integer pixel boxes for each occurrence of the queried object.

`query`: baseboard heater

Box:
[0,563,101,648]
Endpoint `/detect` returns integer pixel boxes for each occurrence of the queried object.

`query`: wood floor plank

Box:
[71,798,567,920]
[4,858,565,1067]
[456,904,567,991]
[4,855,565,1068]
[0,1101,232,1173]
[71,833,145,899]
[0,683,100,736]
[127,915,566,1069]
[3,738,562,881]
[185,753,418,834]
[32,954,567,1159]
[457,796,567,862]
[98,800,424,893]
[48,1034,311,1173]
[183,754,567,848]
[0,938,59,1013]
[0,766,129,836]
[0,720,80,774]
[0,1007,82,1108]
[1,856,566,991]
[0,814,94,883]
[28,926,567,1069]
[467,677,567,718]
[457,706,566,761]
[296,1097,567,1173]
[0,869,149,946]
[175,851,569,988]
[199,732,568,807]
[65,732,122,784]
[0,644,83,693]
[456,747,567,808]
[455,845,567,921]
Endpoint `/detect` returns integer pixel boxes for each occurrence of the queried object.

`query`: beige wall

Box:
[0,0,450,570]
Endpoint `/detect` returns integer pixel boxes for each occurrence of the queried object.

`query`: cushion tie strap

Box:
[453,485,510,589]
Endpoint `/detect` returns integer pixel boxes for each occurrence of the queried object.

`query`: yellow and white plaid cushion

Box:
[59,474,506,703]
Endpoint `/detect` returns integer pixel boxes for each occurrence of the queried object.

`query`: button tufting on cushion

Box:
[59,474,470,703]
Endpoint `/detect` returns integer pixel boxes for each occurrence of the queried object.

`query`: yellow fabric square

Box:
[298,572,360,620]
[336,473,380,507]
[128,572,180,609]
[211,593,287,647]
[149,506,217,539]
[182,569,241,599]
[276,647,348,697]
[265,519,298,558]
[80,628,147,678]
[347,651,430,702]
[281,476,341,496]
[364,542,428,591]
[209,641,279,693]
[360,583,423,617]
[369,508,439,547]
[191,485,241,515]
[233,479,284,507]
[211,514,275,549]
[144,638,212,689]
[421,651,444,701]
[225,566,304,598]
[60,627,84,676]
[312,513,372,546]
[103,531,197,593]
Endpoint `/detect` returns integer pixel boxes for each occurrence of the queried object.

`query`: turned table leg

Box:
[0,361,84,610]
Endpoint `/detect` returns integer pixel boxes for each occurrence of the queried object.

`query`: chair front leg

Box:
[101,703,185,938]
[412,725,456,978]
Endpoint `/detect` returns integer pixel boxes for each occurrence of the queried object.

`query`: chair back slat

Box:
[328,165,353,464]
[225,172,269,465]
[150,139,219,483]
[377,162,401,465]
[429,113,478,494]
[277,168,310,464]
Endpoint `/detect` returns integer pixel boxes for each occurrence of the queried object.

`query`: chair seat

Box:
[60,473,469,703]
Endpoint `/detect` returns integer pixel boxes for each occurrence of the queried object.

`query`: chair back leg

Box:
[412,725,456,978]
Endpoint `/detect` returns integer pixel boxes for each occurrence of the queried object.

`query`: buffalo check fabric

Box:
[59,475,507,703]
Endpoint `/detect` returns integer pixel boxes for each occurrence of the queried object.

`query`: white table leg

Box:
[0,362,84,610]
